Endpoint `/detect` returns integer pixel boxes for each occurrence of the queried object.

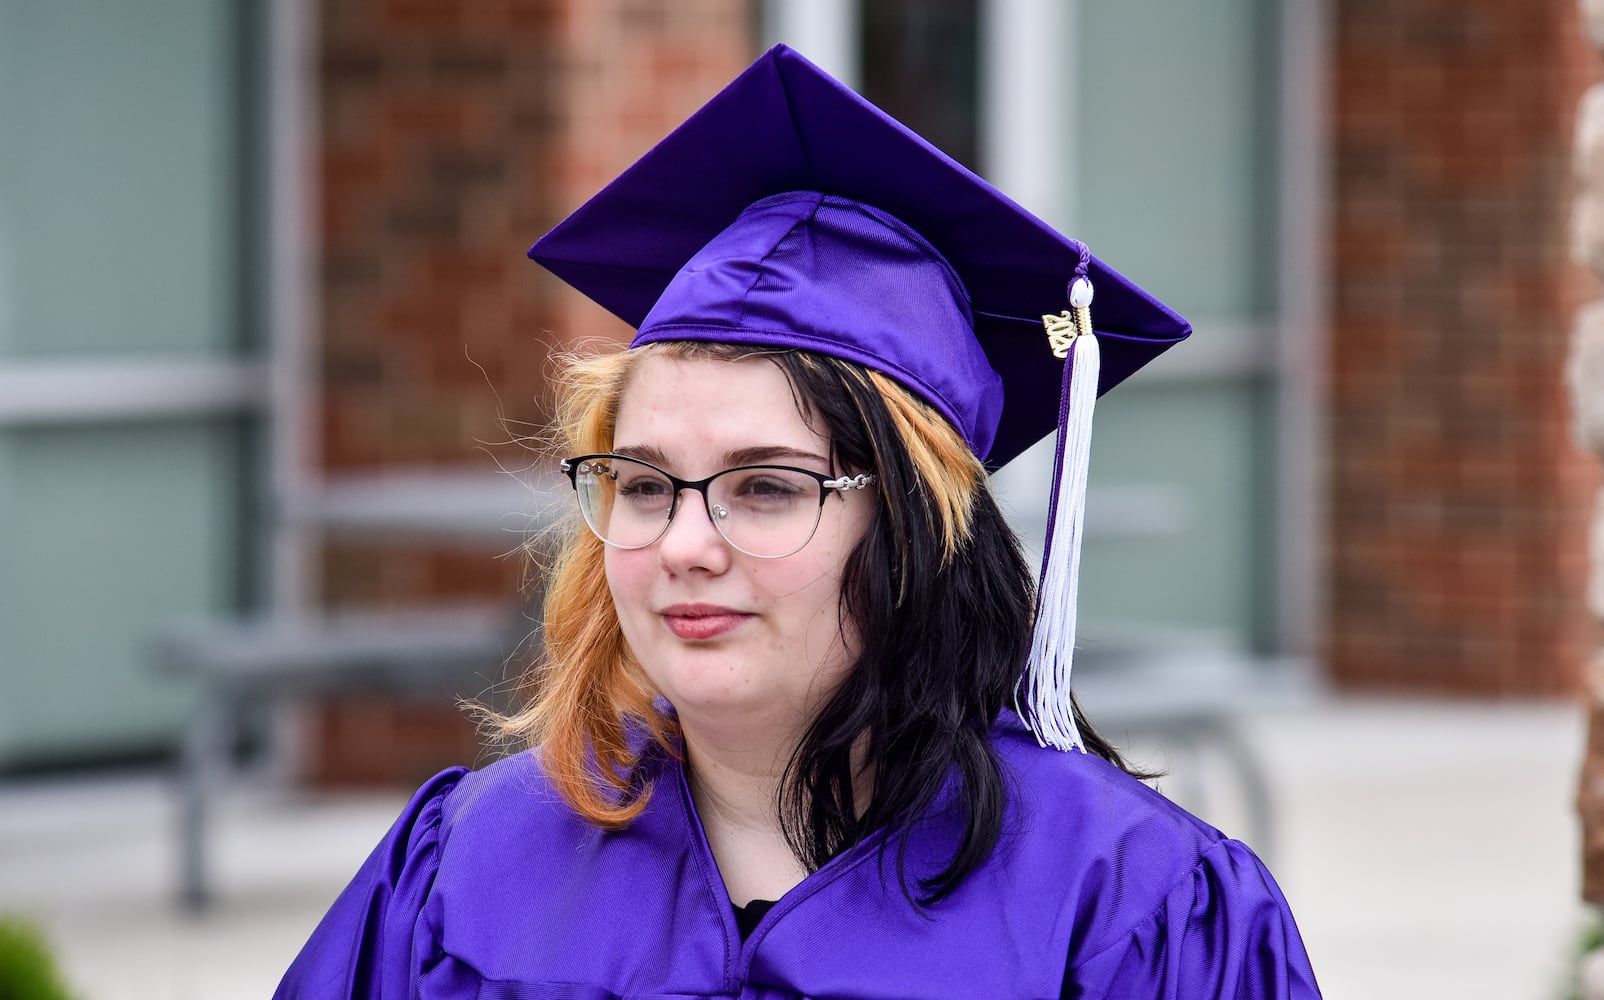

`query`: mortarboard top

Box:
[528,44,1189,470]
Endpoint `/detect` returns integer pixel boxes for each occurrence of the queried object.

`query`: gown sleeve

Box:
[1062,838,1322,999]
[274,767,467,1000]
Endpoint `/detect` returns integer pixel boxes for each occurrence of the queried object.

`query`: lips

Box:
[659,603,752,641]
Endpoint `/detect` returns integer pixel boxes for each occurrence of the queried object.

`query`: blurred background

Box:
[0,0,1597,997]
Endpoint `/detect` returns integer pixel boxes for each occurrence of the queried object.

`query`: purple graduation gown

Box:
[276,713,1320,998]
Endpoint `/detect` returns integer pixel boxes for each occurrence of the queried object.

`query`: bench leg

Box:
[1158,720,1278,867]
[179,692,230,911]
[1165,727,1210,817]
[1212,722,1276,866]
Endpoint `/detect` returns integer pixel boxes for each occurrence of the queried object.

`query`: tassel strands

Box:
[1020,274,1099,751]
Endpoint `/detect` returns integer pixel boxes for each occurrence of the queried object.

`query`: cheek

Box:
[792,569,860,700]
[807,506,872,657]
[602,549,648,618]
[786,537,859,650]
[801,504,870,600]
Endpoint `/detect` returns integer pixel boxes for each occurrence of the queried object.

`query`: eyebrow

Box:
[611,443,829,471]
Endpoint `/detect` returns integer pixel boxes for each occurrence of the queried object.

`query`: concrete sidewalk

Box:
[0,697,1589,999]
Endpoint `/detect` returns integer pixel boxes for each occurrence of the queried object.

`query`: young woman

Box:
[277,46,1320,999]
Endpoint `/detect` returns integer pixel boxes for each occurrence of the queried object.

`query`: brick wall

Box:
[309,0,755,784]
[1329,1,1600,694]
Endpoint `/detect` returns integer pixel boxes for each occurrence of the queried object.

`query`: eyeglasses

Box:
[560,453,876,559]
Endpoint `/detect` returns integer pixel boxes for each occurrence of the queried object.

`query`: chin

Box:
[640,647,756,708]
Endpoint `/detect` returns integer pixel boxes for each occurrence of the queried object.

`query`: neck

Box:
[681,719,809,905]
[678,715,876,907]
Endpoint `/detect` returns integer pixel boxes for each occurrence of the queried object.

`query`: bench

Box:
[1071,643,1322,863]
[153,602,533,909]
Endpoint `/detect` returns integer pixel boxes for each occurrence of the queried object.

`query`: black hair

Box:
[766,349,1138,905]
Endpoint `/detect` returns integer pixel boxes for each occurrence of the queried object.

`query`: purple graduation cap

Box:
[528,44,1190,750]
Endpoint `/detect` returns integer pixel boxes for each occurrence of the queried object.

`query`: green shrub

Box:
[0,916,76,1000]
[1563,910,1604,1000]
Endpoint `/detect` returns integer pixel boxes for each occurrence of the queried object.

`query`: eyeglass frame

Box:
[559,453,877,559]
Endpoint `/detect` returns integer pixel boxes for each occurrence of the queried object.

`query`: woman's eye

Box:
[752,478,799,495]
[732,473,806,500]
[618,476,671,498]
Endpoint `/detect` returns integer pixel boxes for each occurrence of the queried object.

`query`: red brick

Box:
[1329,0,1597,695]
[306,0,755,784]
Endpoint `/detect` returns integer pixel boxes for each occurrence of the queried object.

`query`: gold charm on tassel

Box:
[1042,311,1077,359]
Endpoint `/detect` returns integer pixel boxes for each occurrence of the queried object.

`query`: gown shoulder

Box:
[1062,832,1321,998]
[993,726,1321,998]
[273,753,553,999]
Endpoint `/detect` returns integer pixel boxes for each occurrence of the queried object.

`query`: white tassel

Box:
[1021,317,1099,752]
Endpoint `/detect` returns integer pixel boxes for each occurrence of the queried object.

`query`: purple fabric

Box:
[635,192,1004,459]
[275,714,1321,999]
[527,45,1191,469]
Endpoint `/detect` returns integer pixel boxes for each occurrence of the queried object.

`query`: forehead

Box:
[612,353,827,459]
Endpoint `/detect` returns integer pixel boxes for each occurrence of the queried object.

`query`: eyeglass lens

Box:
[570,456,827,558]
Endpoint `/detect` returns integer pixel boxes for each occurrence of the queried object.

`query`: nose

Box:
[654,486,731,573]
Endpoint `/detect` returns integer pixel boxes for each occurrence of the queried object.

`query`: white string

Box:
[1021,331,1099,751]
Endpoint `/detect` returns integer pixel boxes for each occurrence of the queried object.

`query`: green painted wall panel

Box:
[1074,378,1271,648]
[1074,0,1276,320]
[0,0,249,765]
[1051,0,1278,652]
[0,421,242,761]
[0,0,239,358]
[993,377,1271,654]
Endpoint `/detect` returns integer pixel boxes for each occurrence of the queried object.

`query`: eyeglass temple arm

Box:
[822,473,875,491]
